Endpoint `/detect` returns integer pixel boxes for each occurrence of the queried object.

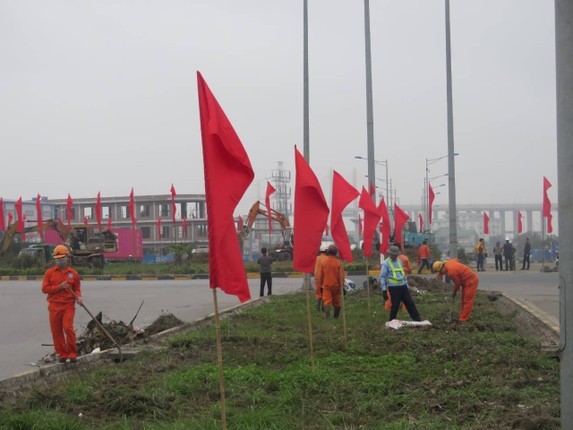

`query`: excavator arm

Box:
[0,219,70,254]
[241,201,292,246]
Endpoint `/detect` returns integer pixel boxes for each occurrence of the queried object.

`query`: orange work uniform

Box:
[443,259,479,321]
[313,252,329,300]
[384,254,409,311]
[317,255,345,307]
[42,265,82,359]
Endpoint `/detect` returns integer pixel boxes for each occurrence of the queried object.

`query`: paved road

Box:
[0,278,305,382]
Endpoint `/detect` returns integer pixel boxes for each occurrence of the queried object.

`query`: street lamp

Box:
[424,153,458,233]
[356,156,389,204]
[363,174,394,208]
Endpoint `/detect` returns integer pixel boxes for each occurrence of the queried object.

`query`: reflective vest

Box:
[385,258,406,286]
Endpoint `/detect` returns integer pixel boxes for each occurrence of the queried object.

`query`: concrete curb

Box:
[0,272,308,281]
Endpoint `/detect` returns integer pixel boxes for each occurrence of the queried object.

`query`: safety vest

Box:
[385,258,406,286]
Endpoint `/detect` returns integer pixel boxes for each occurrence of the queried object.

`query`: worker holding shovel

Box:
[433,260,479,322]
[42,245,82,363]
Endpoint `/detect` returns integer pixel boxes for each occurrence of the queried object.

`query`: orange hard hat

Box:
[53,245,70,259]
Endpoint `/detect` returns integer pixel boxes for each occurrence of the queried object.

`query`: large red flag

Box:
[265,182,276,233]
[198,71,254,302]
[66,194,73,229]
[182,217,187,238]
[358,186,381,257]
[518,211,523,234]
[129,188,137,229]
[0,198,4,232]
[95,192,102,230]
[170,184,177,225]
[15,197,24,232]
[543,177,553,233]
[428,184,435,224]
[393,203,410,248]
[483,212,490,234]
[358,213,363,237]
[157,216,162,240]
[36,194,44,240]
[418,212,424,233]
[293,146,329,273]
[378,197,391,255]
[330,171,359,263]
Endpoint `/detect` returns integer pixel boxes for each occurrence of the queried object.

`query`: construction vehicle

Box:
[242,201,293,261]
[0,219,118,268]
[403,221,432,248]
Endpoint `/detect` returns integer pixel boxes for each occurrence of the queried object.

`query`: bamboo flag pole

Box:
[366,260,371,316]
[340,264,348,344]
[212,288,228,430]
[304,274,316,371]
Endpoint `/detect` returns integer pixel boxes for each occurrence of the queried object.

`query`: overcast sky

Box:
[0,0,557,216]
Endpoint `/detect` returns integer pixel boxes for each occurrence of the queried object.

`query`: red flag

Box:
[83,216,89,226]
[369,181,376,197]
[358,213,363,237]
[393,203,410,248]
[21,214,27,240]
[107,216,112,230]
[418,212,424,233]
[7,211,14,228]
[170,184,177,225]
[543,177,553,233]
[265,182,276,233]
[378,197,391,255]
[428,184,435,224]
[66,194,73,229]
[330,171,359,262]
[36,194,44,240]
[197,71,254,302]
[95,192,102,230]
[358,186,382,257]
[237,215,243,232]
[129,188,137,229]
[483,212,490,234]
[15,197,24,232]
[182,217,187,238]
[157,216,162,240]
[518,211,523,234]
[0,198,4,232]
[293,146,329,273]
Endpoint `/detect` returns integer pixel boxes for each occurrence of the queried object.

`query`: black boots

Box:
[333,306,341,319]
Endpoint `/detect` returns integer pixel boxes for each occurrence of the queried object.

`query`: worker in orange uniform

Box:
[316,245,345,319]
[313,245,329,311]
[42,245,82,363]
[432,260,479,322]
[417,239,431,273]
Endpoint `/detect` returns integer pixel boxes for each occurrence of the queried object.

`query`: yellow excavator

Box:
[241,201,293,261]
[0,219,117,268]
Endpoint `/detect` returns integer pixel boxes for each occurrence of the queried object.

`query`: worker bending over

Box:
[433,260,479,322]
[316,245,344,319]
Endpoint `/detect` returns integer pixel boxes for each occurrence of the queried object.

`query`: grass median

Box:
[0,282,560,429]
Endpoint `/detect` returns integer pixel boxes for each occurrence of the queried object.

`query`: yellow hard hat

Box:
[53,245,70,259]
[432,260,445,273]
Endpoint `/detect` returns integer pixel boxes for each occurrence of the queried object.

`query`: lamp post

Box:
[356,156,389,205]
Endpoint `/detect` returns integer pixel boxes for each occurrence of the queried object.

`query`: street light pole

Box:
[363,0,376,202]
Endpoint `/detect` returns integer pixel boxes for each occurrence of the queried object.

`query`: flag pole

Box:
[366,260,371,316]
[304,275,316,371]
[212,288,228,429]
[340,264,348,344]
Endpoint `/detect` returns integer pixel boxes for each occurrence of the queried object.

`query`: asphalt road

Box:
[0,269,560,382]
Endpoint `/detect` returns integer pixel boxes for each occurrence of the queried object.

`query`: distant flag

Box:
[518,211,523,234]
[107,216,112,230]
[378,197,391,255]
[129,188,137,230]
[418,212,423,233]
[543,177,553,233]
[15,197,24,232]
[83,216,89,226]
[36,195,44,240]
[170,184,177,225]
[428,184,435,224]
[358,213,363,237]
[358,186,381,257]
[265,182,276,233]
[197,71,254,302]
[157,216,162,240]
[393,203,410,249]
[182,217,187,239]
[330,171,359,263]
[0,198,4,232]
[293,146,329,273]
[66,194,73,229]
[95,192,102,230]
[7,211,13,228]
[483,212,490,235]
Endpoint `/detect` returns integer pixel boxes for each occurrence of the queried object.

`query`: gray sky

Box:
[0,0,557,217]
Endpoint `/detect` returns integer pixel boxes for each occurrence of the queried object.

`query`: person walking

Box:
[380,246,422,322]
[316,245,345,319]
[503,238,513,271]
[475,238,487,271]
[417,239,432,274]
[521,238,531,270]
[433,259,479,322]
[257,247,273,297]
[41,245,82,363]
[313,245,329,311]
[493,241,503,271]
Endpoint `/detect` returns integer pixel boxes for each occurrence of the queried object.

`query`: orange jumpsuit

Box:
[443,259,479,321]
[313,252,329,300]
[317,255,344,307]
[42,265,82,359]
[385,254,409,311]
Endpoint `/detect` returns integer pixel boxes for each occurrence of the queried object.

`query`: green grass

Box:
[0,288,560,429]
